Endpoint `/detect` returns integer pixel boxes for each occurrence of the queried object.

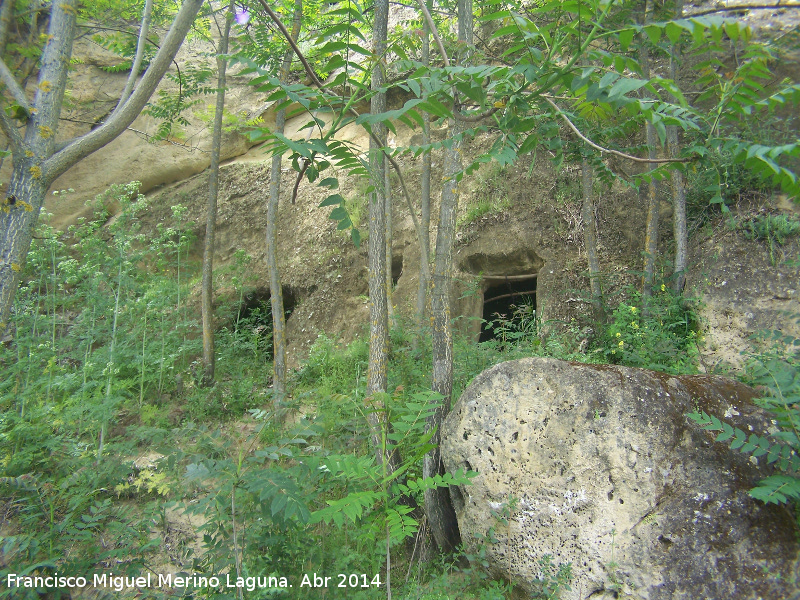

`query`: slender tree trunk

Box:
[385,156,393,319]
[669,0,687,294]
[640,0,659,304]
[0,0,204,332]
[423,0,471,554]
[581,156,604,323]
[416,14,432,330]
[200,1,234,387]
[366,0,390,466]
[267,0,302,404]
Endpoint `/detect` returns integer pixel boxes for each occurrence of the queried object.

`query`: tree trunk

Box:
[267,0,302,404]
[640,0,659,304]
[423,0,471,554]
[385,156,393,320]
[581,156,604,323]
[669,0,687,294]
[416,14,432,331]
[0,0,204,332]
[200,1,234,387]
[366,0,390,466]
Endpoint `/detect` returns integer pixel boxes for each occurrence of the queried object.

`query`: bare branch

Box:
[542,95,693,164]
[113,0,154,115]
[686,3,800,17]
[415,0,450,67]
[254,0,325,89]
[0,56,31,114]
[455,105,499,122]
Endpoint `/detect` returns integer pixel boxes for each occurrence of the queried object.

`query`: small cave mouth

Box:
[391,254,403,286]
[479,274,537,343]
[231,286,297,358]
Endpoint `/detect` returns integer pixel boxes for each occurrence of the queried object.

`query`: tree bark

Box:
[416,13,432,331]
[0,0,204,332]
[640,0,659,304]
[668,0,687,294]
[385,155,393,320]
[423,0,471,554]
[267,0,302,404]
[582,156,604,323]
[200,0,234,387]
[366,0,390,466]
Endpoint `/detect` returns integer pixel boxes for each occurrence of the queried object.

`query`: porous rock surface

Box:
[441,357,800,599]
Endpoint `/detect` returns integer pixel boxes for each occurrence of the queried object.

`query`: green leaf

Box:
[329,206,349,221]
[665,22,683,44]
[644,25,662,44]
[619,28,636,51]
[320,194,344,207]
[319,177,339,190]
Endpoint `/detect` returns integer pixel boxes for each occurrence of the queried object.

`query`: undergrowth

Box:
[0,182,714,599]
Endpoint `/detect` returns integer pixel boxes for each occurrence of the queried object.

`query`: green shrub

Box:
[600,285,701,374]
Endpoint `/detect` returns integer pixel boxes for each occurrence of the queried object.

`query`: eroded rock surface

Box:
[441,357,800,599]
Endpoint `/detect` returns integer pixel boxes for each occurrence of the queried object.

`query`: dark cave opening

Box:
[479,275,537,343]
[233,286,297,358]
[391,255,403,286]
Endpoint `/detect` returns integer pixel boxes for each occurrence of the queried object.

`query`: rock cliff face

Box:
[441,357,800,600]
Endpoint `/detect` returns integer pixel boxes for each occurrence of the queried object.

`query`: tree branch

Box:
[542,95,693,164]
[42,0,205,185]
[686,3,800,17]
[415,0,450,67]
[112,0,154,115]
[254,0,325,89]
[455,105,499,122]
[256,0,431,279]
[0,56,31,114]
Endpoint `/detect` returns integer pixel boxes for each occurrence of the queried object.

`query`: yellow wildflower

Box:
[661,284,666,292]
[618,340,624,348]
[630,306,637,314]
[615,332,621,338]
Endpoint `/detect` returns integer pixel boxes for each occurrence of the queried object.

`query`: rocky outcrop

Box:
[441,357,800,600]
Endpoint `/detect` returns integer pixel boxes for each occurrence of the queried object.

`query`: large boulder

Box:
[441,357,800,599]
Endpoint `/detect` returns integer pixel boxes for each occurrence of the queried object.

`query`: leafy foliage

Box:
[601,285,701,373]
[689,327,800,505]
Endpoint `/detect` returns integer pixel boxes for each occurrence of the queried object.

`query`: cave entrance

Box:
[479,274,538,343]
[391,254,403,286]
[457,248,543,342]
[232,286,297,359]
